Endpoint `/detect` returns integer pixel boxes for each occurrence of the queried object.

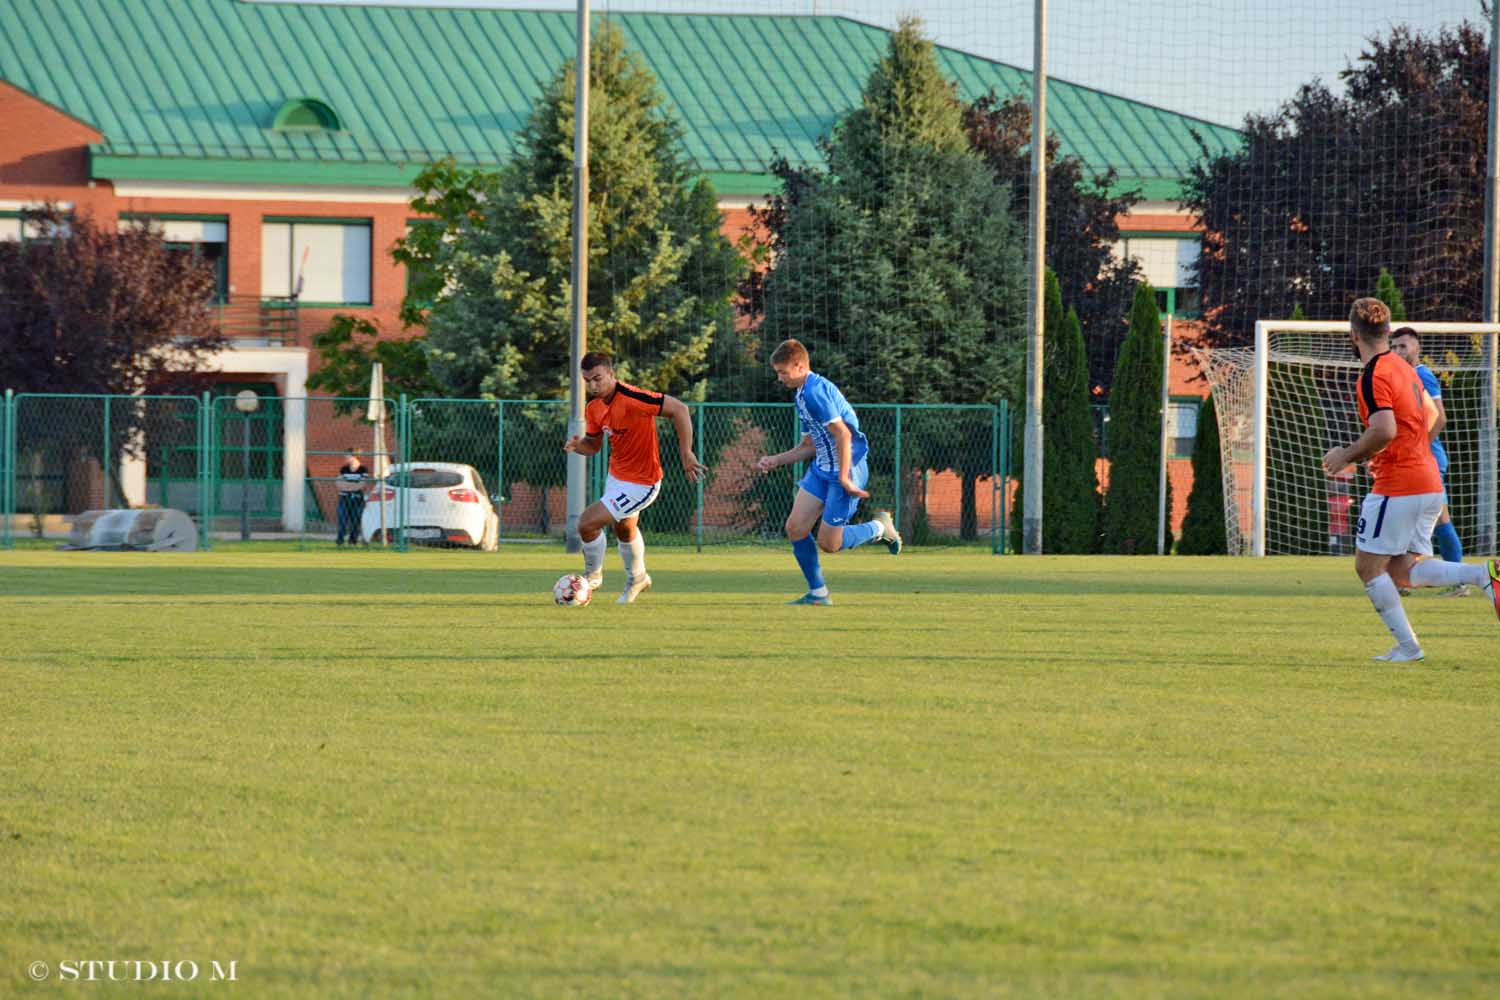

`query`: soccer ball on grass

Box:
[553,573,592,607]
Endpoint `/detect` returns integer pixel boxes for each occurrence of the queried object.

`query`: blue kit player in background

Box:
[755,338,901,605]
[1391,327,1470,595]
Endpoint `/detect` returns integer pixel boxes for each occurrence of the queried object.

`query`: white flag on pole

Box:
[368,362,389,480]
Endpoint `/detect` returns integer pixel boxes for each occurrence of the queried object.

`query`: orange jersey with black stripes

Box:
[1357,351,1442,497]
[585,382,665,486]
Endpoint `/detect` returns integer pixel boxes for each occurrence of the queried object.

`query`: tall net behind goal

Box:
[1196,322,1500,556]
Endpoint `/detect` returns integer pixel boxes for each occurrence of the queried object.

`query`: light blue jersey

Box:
[795,371,868,475]
[1415,364,1448,474]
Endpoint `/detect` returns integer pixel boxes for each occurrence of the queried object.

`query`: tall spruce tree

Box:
[1177,392,1227,554]
[752,18,1025,404]
[1101,284,1172,553]
[1375,267,1409,322]
[1045,305,1102,552]
[375,21,741,523]
[744,18,1026,538]
[409,20,741,401]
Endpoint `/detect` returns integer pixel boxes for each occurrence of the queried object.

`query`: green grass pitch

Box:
[2,546,1497,997]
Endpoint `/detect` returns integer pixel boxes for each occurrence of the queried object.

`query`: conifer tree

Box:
[746,18,1026,538]
[1177,392,1227,554]
[408,20,741,401]
[1010,270,1099,552]
[1375,267,1408,322]
[1101,284,1171,553]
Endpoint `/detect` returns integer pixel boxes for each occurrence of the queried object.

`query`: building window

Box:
[1116,234,1201,318]
[1094,399,1201,459]
[1168,399,1201,459]
[262,218,371,305]
[1154,287,1201,318]
[123,215,229,302]
[0,211,69,246]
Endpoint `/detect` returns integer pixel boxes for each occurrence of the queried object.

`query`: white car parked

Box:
[362,462,499,550]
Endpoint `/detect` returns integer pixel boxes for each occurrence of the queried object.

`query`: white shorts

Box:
[601,475,661,522]
[1355,491,1443,557]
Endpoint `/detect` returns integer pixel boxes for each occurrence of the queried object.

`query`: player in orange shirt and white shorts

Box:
[562,352,706,604]
[1320,298,1499,661]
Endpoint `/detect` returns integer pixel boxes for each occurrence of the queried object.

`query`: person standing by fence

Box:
[335,449,369,546]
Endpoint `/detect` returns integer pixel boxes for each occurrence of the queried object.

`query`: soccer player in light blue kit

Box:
[755,339,901,605]
[1391,327,1470,595]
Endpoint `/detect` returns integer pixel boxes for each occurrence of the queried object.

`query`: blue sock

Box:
[839,520,883,551]
[1434,521,1463,563]
[791,535,825,593]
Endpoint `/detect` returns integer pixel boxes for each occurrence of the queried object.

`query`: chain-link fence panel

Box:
[688,402,1004,548]
[864,404,1003,550]
[2,394,1005,552]
[693,403,800,545]
[7,394,204,544]
[206,394,408,547]
[405,398,605,546]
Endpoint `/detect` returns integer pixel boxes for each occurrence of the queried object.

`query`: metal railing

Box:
[210,296,299,346]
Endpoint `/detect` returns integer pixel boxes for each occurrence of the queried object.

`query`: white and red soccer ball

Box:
[553,573,592,607]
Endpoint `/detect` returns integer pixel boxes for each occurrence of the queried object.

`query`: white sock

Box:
[1408,559,1487,589]
[582,534,607,579]
[1365,573,1420,650]
[619,532,646,579]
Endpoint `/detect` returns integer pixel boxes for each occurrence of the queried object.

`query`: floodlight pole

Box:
[564,0,591,554]
[1022,0,1047,554]
[1481,0,1500,553]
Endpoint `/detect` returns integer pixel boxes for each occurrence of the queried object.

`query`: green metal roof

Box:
[0,0,1240,198]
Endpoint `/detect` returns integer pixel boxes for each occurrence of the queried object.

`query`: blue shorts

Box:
[799,460,869,527]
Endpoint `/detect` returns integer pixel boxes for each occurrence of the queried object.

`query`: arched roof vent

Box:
[272,97,343,132]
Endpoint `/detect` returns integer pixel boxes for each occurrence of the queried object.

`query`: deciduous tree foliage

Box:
[0,208,224,511]
[0,208,222,395]
[1186,18,1489,343]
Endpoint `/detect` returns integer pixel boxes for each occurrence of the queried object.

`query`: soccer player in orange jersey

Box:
[1320,298,1500,661]
[563,352,706,604]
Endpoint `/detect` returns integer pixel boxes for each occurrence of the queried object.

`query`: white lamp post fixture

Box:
[234,390,260,542]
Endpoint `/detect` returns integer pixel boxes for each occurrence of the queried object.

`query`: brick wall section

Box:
[0,82,111,208]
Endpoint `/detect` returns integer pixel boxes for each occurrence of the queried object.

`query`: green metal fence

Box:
[2,393,1009,552]
[2,393,210,548]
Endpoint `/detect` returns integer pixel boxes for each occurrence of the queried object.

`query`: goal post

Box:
[1196,320,1500,557]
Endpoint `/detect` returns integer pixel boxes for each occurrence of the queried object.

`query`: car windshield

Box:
[392,468,464,489]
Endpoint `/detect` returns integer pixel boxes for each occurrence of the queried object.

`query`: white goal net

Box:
[1195,321,1500,556]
